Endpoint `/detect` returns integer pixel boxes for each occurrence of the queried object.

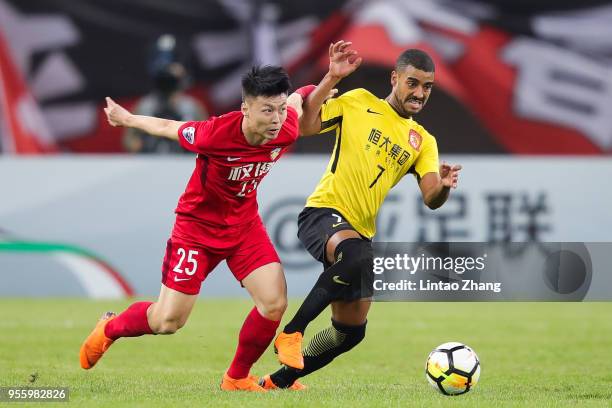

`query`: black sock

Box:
[283,238,370,334]
[270,319,367,388]
[283,271,339,334]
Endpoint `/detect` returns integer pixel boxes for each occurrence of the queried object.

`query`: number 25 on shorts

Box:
[173,248,199,276]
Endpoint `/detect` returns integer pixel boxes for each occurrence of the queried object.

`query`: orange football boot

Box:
[220,373,267,392]
[259,374,307,390]
[79,312,116,369]
[274,332,304,369]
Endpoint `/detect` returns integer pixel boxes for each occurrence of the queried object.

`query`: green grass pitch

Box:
[1,299,611,407]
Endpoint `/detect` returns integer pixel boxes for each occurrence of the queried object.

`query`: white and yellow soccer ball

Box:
[425,342,481,395]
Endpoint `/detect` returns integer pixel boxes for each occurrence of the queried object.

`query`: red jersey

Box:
[175,107,299,228]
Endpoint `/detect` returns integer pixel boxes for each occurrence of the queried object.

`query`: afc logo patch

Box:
[409,129,422,151]
[270,147,282,161]
[182,126,195,144]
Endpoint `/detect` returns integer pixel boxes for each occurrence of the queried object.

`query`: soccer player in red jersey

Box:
[78,64,330,391]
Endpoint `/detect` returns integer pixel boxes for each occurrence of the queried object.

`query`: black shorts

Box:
[298,207,370,268]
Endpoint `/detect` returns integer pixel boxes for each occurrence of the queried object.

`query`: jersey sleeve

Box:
[319,95,344,133]
[319,88,371,133]
[177,119,215,154]
[412,135,439,181]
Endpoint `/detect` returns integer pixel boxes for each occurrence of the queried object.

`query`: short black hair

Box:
[396,49,435,73]
[241,65,291,99]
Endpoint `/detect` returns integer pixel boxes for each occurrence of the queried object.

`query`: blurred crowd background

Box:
[1,0,611,156]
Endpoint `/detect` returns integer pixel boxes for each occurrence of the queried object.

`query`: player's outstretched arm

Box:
[287,92,304,119]
[299,40,362,136]
[104,97,184,140]
[419,162,462,209]
[287,89,338,120]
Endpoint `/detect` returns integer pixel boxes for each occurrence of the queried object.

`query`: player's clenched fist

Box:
[104,97,131,127]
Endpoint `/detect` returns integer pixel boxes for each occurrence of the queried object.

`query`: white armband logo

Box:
[182,126,195,144]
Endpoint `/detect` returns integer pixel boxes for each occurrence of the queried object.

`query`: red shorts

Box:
[161,216,280,295]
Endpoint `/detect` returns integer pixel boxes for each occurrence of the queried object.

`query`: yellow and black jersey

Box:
[305,88,439,238]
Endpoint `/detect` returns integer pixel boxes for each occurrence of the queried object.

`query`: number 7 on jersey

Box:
[369,165,386,188]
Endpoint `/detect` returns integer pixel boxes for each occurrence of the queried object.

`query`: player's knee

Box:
[258,297,287,321]
[334,238,373,284]
[332,319,367,352]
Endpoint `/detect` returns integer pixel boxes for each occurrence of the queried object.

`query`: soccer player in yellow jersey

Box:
[260,41,462,389]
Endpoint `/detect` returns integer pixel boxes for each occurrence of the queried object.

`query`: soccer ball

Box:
[425,342,480,395]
